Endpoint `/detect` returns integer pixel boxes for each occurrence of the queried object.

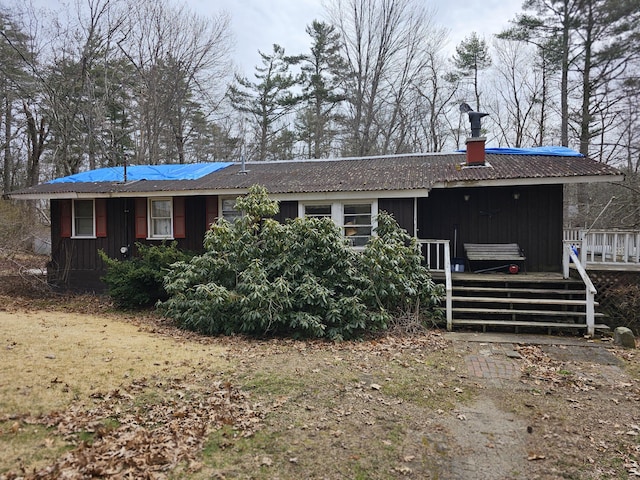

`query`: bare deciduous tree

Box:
[327,0,442,156]
[119,0,233,164]
[489,38,547,147]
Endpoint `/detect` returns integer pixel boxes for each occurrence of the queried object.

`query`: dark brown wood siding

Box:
[417,185,563,271]
[50,196,212,291]
[274,200,298,223]
[379,198,415,235]
[50,198,134,291]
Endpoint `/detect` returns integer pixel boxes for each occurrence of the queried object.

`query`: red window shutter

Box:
[173,197,186,239]
[60,200,72,238]
[135,198,147,239]
[95,199,107,237]
[205,196,218,230]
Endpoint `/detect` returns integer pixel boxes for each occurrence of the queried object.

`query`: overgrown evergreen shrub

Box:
[360,212,445,327]
[160,185,443,339]
[100,242,192,308]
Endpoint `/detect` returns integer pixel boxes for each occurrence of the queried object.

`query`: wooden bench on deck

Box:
[464,243,526,273]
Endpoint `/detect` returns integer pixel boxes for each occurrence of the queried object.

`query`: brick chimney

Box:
[465,136,486,166]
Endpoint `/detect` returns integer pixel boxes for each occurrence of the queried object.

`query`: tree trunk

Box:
[579,1,593,157]
[3,90,11,193]
[560,0,571,147]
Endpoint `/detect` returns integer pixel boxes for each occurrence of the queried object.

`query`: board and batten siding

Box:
[379,198,416,236]
[417,185,563,272]
[50,196,218,291]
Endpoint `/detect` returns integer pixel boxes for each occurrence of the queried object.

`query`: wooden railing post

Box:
[586,290,595,337]
[567,243,597,337]
[443,242,452,331]
[417,239,452,330]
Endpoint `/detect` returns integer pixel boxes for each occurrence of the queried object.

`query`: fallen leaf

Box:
[528,454,546,461]
[394,466,413,475]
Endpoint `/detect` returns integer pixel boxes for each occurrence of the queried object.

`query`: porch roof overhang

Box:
[434,174,624,189]
[7,150,624,201]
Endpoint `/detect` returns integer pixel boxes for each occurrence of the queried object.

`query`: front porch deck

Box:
[420,239,618,336]
[431,270,609,335]
[432,271,567,283]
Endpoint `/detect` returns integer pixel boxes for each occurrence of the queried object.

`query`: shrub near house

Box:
[100,242,193,308]
[158,185,444,340]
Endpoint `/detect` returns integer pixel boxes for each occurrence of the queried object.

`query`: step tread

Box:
[453,286,587,295]
[451,296,598,306]
[451,319,610,329]
[452,307,606,317]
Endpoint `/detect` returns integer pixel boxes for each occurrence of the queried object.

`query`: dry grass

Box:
[1,310,229,415]
[1,296,639,479]
[0,307,230,476]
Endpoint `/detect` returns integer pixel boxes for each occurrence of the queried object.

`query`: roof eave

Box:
[434,174,624,189]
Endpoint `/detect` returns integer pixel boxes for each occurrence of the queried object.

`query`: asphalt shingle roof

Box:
[7,151,623,199]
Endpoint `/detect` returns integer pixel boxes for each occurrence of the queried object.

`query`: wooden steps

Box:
[454,285,586,295]
[453,307,605,317]
[444,273,608,334]
[452,319,610,334]
[451,296,600,307]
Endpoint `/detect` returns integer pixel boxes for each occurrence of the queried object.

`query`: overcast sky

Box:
[186,0,524,74]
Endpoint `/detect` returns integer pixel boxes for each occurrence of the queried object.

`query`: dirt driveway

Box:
[1,301,639,479]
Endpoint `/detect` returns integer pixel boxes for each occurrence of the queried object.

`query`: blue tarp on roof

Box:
[487,146,584,157]
[458,146,584,157]
[48,162,234,184]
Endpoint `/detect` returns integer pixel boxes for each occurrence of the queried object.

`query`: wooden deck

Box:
[431,270,608,335]
[421,236,640,336]
[432,271,566,282]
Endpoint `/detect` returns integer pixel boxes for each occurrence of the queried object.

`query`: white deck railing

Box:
[417,239,452,330]
[562,240,597,337]
[564,228,640,266]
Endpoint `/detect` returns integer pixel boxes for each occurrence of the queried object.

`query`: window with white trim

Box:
[343,203,372,247]
[300,201,377,247]
[72,199,95,238]
[221,198,242,222]
[303,204,331,219]
[149,198,173,239]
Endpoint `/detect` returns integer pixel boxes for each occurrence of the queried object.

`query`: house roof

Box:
[7,149,623,200]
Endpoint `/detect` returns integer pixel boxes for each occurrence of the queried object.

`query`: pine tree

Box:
[228,44,302,161]
[452,32,492,111]
[297,20,348,159]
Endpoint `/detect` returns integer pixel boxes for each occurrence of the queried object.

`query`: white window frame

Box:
[299,200,378,249]
[148,197,174,240]
[72,199,96,238]
[220,197,242,222]
[342,202,375,248]
[302,203,332,220]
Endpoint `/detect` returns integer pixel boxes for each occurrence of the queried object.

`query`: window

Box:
[149,198,173,238]
[343,204,372,247]
[73,200,95,237]
[221,198,242,222]
[300,201,377,247]
[303,204,331,219]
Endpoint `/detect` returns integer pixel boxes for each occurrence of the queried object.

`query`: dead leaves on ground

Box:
[1,378,265,480]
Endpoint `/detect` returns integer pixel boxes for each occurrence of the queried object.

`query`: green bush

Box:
[360,212,445,327]
[159,185,443,339]
[100,242,193,308]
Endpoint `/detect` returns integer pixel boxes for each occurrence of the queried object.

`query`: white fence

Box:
[417,239,453,330]
[562,241,597,337]
[564,229,640,265]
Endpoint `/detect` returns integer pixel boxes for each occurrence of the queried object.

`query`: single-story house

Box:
[8,139,623,291]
